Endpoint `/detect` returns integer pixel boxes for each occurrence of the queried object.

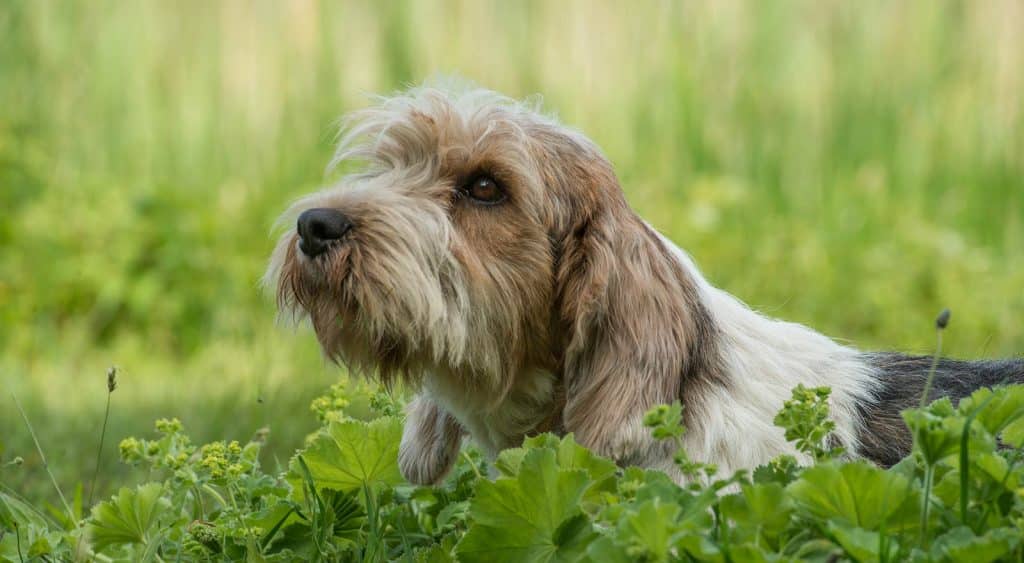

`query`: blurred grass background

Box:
[2,0,1022,504]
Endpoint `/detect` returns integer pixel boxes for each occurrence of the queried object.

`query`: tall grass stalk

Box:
[8,387,76,524]
[918,308,950,547]
[918,309,950,409]
[14,521,24,563]
[87,367,118,509]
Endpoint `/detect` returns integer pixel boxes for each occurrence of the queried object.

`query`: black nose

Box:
[296,208,353,257]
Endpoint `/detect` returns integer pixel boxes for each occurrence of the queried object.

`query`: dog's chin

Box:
[319,328,421,388]
[300,297,425,388]
[275,239,427,387]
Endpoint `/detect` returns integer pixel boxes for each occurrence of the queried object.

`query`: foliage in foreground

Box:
[3,381,1024,562]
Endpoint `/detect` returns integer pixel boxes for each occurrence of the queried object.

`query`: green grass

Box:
[2,0,1022,505]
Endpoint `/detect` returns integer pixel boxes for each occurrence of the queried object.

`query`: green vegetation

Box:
[6,379,1024,561]
[1,0,1022,559]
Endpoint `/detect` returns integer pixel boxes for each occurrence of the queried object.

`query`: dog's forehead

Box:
[334,87,575,176]
[399,87,544,141]
[402,96,539,170]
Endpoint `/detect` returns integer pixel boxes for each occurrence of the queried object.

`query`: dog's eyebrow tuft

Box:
[451,159,516,189]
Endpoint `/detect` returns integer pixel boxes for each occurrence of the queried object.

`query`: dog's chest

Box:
[424,368,559,457]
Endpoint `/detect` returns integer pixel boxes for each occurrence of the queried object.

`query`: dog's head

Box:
[266,85,711,415]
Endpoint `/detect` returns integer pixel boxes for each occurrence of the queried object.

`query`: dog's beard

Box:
[272,211,518,391]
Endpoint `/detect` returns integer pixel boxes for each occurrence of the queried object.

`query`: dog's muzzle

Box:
[296,207,353,258]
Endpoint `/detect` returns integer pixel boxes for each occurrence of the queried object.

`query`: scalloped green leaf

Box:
[902,400,967,464]
[87,483,169,552]
[787,462,919,531]
[584,536,633,563]
[286,416,403,498]
[0,490,50,531]
[456,448,595,562]
[493,433,617,510]
[613,498,682,562]
[931,526,1021,563]
[675,534,724,562]
[826,520,891,563]
[495,433,616,481]
[721,482,793,541]
[957,385,1024,437]
[1003,415,1024,448]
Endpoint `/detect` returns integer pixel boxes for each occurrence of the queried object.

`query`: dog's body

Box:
[267,85,1023,485]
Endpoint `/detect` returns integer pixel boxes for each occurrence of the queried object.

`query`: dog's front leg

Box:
[399,394,465,485]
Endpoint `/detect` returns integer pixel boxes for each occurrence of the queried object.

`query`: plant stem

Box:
[461,450,483,480]
[201,484,228,508]
[192,485,207,520]
[916,313,949,549]
[88,389,114,509]
[8,388,76,524]
[14,522,24,563]
[920,464,934,548]
[958,393,993,528]
[918,328,944,409]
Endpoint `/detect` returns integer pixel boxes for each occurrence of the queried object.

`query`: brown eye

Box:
[465,176,505,204]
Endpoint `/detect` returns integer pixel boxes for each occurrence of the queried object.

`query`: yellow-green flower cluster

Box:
[119,437,144,463]
[155,417,184,434]
[199,440,245,480]
[310,383,352,422]
[118,418,196,469]
[118,435,192,469]
[163,451,190,470]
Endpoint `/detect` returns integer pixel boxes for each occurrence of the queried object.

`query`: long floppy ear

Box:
[554,173,722,465]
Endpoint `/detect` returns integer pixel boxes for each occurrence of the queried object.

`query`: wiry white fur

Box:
[653,228,878,474]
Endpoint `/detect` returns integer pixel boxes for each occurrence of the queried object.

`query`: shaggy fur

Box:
[266,84,1024,485]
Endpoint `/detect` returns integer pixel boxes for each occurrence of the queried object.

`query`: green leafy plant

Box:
[6,358,1024,561]
[774,385,846,462]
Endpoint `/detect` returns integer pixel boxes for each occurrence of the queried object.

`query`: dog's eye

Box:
[464,176,505,204]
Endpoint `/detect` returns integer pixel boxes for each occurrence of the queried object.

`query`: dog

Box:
[266,84,1024,485]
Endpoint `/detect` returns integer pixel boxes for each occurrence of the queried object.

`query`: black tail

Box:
[855,353,1024,467]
